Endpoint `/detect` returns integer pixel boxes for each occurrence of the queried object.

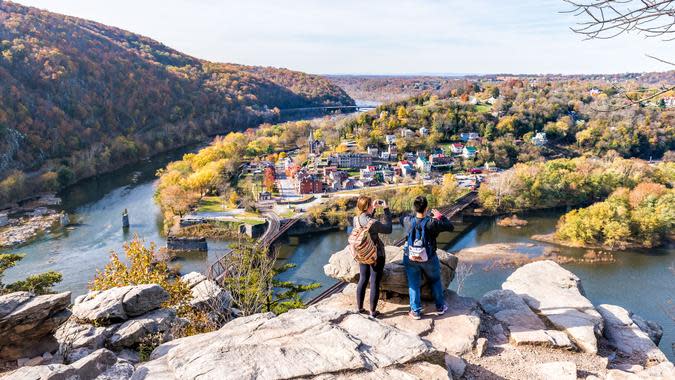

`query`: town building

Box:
[388,144,398,156]
[307,129,325,155]
[460,132,480,142]
[532,132,548,146]
[357,178,378,187]
[401,129,415,138]
[385,134,397,145]
[360,167,376,180]
[450,143,464,154]
[297,176,324,194]
[380,168,395,183]
[429,154,453,169]
[380,152,391,161]
[415,156,431,173]
[663,97,675,108]
[367,146,379,157]
[341,178,356,190]
[462,146,478,159]
[334,153,372,169]
[419,127,429,137]
[398,160,416,177]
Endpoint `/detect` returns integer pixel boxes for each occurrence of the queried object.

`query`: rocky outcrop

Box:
[57,284,175,363]
[597,304,668,367]
[0,291,71,360]
[502,260,603,354]
[316,283,480,378]
[479,289,572,349]
[131,306,448,380]
[3,348,134,380]
[72,285,169,323]
[323,245,458,299]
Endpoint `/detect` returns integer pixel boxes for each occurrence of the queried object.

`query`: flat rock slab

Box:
[536,361,576,380]
[479,289,572,349]
[502,260,602,354]
[317,284,480,357]
[131,307,444,380]
[324,245,458,300]
[597,304,668,367]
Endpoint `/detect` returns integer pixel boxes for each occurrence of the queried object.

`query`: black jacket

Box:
[357,208,392,257]
[403,214,454,256]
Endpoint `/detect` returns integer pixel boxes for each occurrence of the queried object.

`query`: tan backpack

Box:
[348,216,377,265]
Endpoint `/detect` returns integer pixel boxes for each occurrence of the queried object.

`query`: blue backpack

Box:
[407,217,431,262]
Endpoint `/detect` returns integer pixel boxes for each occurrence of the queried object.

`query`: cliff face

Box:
[0,1,354,176]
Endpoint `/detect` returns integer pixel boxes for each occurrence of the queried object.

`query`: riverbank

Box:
[532,232,669,251]
[0,209,68,249]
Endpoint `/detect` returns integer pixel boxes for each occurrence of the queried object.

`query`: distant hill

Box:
[0,1,353,200]
[328,71,675,102]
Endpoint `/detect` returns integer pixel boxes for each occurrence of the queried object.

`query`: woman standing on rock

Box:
[353,195,392,317]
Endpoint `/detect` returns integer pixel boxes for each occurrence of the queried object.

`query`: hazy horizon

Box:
[13,0,675,76]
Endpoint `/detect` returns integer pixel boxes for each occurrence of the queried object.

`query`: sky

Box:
[14,0,674,75]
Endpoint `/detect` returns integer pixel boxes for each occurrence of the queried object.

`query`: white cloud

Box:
[14,0,673,74]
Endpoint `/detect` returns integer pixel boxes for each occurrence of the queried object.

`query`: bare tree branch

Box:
[563,0,675,39]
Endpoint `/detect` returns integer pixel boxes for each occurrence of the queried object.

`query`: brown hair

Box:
[356,195,372,214]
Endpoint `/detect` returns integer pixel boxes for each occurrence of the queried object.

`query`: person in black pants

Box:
[354,195,392,318]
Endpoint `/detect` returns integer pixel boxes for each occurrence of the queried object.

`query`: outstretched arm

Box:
[370,208,393,234]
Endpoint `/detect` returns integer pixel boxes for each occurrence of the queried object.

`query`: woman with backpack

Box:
[351,195,392,318]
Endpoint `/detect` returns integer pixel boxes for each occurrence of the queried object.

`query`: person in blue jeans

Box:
[403,196,454,319]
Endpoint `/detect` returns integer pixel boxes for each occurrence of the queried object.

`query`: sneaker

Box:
[408,310,422,320]
[436,304,449,316]
[369,310,381,318]
[357,308,367,314]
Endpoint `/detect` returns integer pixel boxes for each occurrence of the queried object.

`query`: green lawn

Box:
[197,196,226,212]
[238,218,266,226]
[475,104,492,113]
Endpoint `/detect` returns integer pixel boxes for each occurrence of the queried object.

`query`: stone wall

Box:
[166,236,207,252]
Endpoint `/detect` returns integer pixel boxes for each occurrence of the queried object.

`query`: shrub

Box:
[0,253,62,295]
[91,236,191,310]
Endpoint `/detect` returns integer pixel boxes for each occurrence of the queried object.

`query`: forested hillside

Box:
[0,1,353,205]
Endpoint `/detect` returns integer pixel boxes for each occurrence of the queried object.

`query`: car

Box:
[470,168,483,174]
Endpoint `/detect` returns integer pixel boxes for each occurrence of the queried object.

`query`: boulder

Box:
[502,260,603,354]
[0,291,71,360]
[55,321,119,362]
[72,287,133,323]
[324,245,458,299]
[131,307,445,380]
[180,272,207,289]
[122,285,169,317]
[535,361,576,380]
[189,279,232,313]
[72,285,167,324]
[630,313,663,345]
[596,304,668,367]
[606,362,675,380]
[3,349,129,380]
[479,289,572,349]
[108,309,176,350]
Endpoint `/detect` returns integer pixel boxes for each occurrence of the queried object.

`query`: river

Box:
[2,151,673,360]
